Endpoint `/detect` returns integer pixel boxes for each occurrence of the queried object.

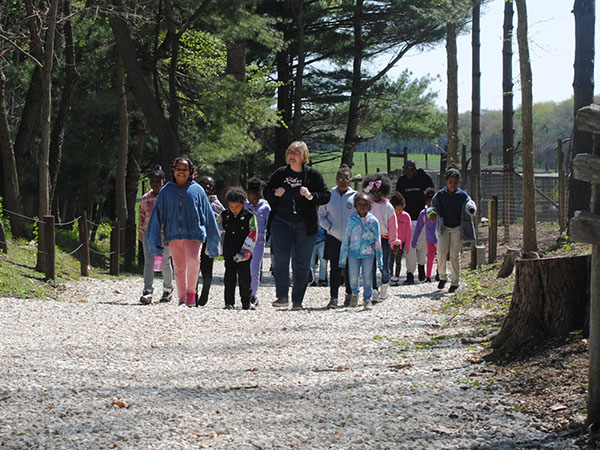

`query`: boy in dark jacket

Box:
[218,188,258,310]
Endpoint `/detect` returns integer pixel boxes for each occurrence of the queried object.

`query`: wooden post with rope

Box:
[79,211,90,277]
[44,215,55,280]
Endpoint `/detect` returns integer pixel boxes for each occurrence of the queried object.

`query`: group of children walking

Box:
[139,154,476,310]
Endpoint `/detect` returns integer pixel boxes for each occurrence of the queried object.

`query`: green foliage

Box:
[177,30,227,77]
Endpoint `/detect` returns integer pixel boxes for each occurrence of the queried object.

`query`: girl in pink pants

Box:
[147,157,221,307]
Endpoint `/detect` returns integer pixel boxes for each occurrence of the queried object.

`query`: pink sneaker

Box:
[185,292,196,307]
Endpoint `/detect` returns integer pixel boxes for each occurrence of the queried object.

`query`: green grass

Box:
[311,151,441,189]
[0,224,114,299]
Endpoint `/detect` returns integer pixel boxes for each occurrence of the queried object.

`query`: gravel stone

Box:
[0,258,579,449]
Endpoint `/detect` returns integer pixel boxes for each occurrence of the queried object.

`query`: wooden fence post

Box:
[44,215,55,280]
[439,150,448,188]
[386,148,391,173]
[425,153,429,170]
[79,211,90,276]
[488,196,498,264]
[488,152,492,166]
[403,146,408,167]
[110,219,120,276]
[0,219,7,253]
[557,138,566,234]
[364,152,368,175]
[569,103,600,424]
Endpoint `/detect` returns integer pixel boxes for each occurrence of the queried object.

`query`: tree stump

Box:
[497,248,520,278]
[489,255,590,361]
[0,219,7,253]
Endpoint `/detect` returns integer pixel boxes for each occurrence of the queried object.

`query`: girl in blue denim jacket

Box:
[339,193,383,310]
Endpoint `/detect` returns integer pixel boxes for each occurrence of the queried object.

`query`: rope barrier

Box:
[89,247,115,257]
[1,208,44,223]
[55,216,81,227]
[65,243,84,256]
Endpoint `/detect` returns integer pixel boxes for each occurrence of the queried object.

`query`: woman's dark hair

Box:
[390,192,406,207]
[170,156,195,182]
[362,173,392,197]
[246,177,262,195]
[150,165,166,180]
[225,187,247,204]
[354,192,373,206]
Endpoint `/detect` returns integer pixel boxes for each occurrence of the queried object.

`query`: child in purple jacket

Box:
[244,177,271,308]
[411,187,437,282]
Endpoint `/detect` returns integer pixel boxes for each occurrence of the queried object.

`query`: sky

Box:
[380,0,600,113]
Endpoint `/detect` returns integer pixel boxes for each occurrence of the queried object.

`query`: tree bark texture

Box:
[115,57,129,250]
[275,46,291,168]
[502,0,515,242]
[515,0,537,253]
[109,0,180,171]
[446,21,459,167]
[0,65,27,238]
[490,255,591,361]
[36,0,60,272]
[471,0,481,208]
[50,0,78,209]
[568,0,595,220]
[292,0,304,141]
[341,0,363,169]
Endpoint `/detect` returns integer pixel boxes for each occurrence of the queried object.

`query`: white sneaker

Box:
[372,289,379,303]
[379,283,389,301]
[363,301,372,311]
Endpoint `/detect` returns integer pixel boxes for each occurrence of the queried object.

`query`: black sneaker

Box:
[318,280,328,287]
[224,304,235,310]
[403,273,415,285]
[435,272,440,281]
[448,285,459,293]
[291,304,304,311]
[140,293,152,305]
[249,296,259,308]
[426,277,432,283]
[418,265,426,282]
[159,289,173,303]
[343,293,352,307]
[326,298,338,309]
[437,280,447,289]
[272,298,289,308]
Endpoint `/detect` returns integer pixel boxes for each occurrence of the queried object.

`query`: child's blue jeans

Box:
[348,255,374,302]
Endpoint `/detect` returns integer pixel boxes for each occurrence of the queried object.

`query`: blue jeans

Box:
[270,216,317,306]
[372,237,390,289]
[311,240,327,282]
[348,255,374,302]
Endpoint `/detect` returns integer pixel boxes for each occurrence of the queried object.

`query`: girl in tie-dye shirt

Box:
[339,192,383,309]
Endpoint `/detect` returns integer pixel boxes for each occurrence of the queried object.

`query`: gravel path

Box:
[0,259,578,449]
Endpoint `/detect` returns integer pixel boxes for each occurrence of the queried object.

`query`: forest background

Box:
[0,0,594,242]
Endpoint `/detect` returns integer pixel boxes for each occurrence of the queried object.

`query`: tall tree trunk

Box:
[515,0,537,253]
[223,1,246,190]
[341,0,364,169]
[292,0,304,140]
[36,0,60,272]
[275,47,292,168]
[115,57,129,251]
[125,117,144,271]
[0,65,28,238]
[165,0,180,135]
[50,0,78,209]
[471,0,481,208]
[109,0,180,170]
[13,66,42,176]
[568,0,595,221]
[446,20,459,167]
[502,0,515,243]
